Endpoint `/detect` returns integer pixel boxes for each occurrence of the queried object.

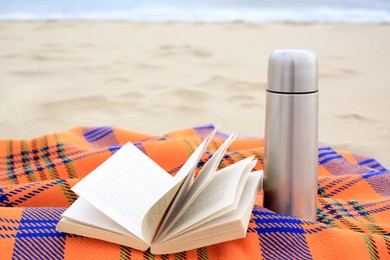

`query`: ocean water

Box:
[0,0,389,22]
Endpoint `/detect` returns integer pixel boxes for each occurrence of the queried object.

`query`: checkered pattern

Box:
[1,125,389,259]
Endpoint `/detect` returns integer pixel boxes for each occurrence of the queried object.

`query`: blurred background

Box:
[1,0,390,22]
[0,0,389,167]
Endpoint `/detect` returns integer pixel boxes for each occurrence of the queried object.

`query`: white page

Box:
[183,134,237,203]
[140,176,187,243]
[155,134,236,240]
[61,198,135,237]
[169,159,257,237]
[151,171,263,254]
[194,170,264,231]
[141,130,220,243]
[152,128,218,241]
[162,157,256,241]
[173,127,218,181]
[57,218,149,251]
[72,142,173,241]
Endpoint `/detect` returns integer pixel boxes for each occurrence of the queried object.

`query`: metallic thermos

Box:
[264,49,318,221]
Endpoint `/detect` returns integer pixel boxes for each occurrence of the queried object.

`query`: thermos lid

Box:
[268,49,318,93]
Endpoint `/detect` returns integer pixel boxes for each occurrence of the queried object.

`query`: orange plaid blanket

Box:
[0,125,389,259]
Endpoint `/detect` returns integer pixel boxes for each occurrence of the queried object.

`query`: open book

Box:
[56,129,263,254]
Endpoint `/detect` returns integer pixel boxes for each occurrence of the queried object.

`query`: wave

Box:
[0,7,389,23]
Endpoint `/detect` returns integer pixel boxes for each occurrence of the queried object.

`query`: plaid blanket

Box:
[0,125,389,259]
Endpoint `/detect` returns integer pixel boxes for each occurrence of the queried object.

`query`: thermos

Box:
[263,49,318,221]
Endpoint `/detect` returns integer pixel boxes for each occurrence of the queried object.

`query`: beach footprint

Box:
[157,44,212,58]
[196,75,265,91]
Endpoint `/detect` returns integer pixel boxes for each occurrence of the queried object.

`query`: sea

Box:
[0,0,389,23]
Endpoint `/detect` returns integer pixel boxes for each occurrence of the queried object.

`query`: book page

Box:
[140,128,220,243]
[72,142,173,241]
[184,134,237,203]
[61,198,136,237]
[184,171,263,232]
[173,127,218,181]
[57,218,149,251]
[161,157,256,241]
[152,128,218,241]
[155,134,236,240]
[151,171,263,254]
[140,177,185,243]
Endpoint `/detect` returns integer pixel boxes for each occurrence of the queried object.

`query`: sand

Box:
[0,21,389,168]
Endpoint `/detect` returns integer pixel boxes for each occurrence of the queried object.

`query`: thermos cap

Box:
[268,49,318,93]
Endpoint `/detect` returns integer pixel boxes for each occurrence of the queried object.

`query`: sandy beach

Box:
[0,21,389,167]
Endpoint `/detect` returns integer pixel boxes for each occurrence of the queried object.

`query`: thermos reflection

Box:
[264,49,319,221]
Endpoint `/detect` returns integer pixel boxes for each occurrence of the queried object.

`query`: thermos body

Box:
[264,92,318,221]
[264,49,319,221]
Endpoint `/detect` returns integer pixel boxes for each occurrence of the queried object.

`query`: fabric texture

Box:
[0,125,389,259]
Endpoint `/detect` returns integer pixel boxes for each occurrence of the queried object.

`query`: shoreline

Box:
[1,19,390,24]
